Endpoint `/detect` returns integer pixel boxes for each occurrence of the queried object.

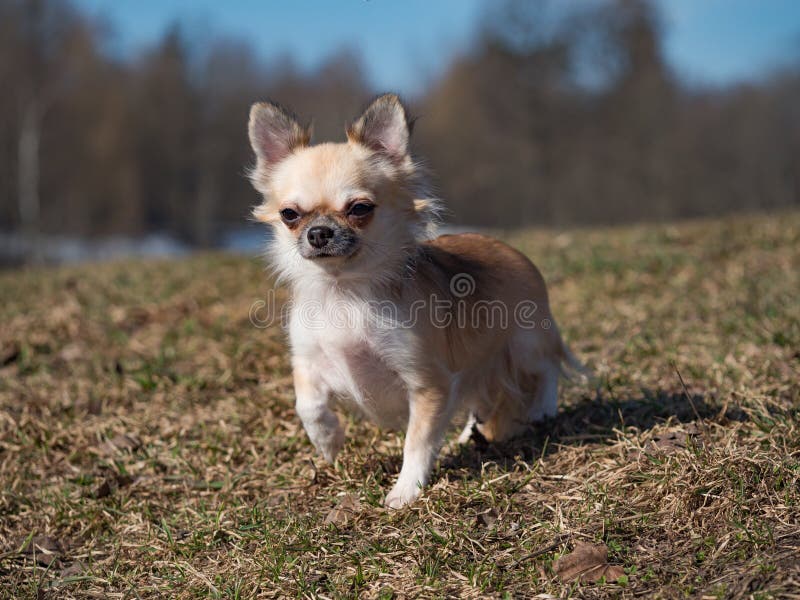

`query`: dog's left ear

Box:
[347,93,412,161]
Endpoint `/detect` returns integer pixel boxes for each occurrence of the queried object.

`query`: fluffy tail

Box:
[558,337,593,382]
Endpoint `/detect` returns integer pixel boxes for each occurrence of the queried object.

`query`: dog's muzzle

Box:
[299,217,359,259]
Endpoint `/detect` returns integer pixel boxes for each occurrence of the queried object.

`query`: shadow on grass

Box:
[440,389,747,475]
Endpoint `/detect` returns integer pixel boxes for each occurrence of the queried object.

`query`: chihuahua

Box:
[248,94,585,508]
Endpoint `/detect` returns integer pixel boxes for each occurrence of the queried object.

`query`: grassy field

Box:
[1,213,798,599]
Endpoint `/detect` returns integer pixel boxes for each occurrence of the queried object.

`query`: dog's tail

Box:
[557,332,593,383]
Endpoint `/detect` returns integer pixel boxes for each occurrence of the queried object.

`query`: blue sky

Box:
[73,0,800,95]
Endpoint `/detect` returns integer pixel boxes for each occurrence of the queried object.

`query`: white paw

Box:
[527,408,545,423]
[384,479,422,509]
[527,399,557,423]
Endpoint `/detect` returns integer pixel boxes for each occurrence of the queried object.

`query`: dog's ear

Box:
[347,93,412,161]
[248,102,311,167]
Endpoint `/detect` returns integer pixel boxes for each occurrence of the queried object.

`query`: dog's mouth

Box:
[302,241,361,261]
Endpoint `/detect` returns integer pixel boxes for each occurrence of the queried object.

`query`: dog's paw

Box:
[384,480,422,509]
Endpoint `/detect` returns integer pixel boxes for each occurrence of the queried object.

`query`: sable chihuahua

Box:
[248,94,585,508]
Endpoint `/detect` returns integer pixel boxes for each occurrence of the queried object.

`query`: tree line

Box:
[1,0,798,247]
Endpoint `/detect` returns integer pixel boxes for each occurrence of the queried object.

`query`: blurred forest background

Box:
[1,0,799,264]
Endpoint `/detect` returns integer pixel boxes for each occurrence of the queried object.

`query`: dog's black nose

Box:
[307,226,334,249]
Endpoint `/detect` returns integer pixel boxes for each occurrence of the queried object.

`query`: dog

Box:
[247,94,585,508]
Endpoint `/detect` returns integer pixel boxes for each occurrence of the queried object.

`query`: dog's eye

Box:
[280,208,300,223]
[348,202,374,218]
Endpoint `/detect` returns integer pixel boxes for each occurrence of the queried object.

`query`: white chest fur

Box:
[288,288,410,429]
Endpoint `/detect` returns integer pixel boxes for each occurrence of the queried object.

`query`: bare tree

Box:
[2,0,93,260]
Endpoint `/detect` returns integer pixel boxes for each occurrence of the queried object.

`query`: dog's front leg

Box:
[385,384,453,509]
[293,358,343,463]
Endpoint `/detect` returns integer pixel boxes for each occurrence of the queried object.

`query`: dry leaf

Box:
[98,433,141,456]
[20,535,64,567]
[1,344,20,366]
[648,423,702,455]
[324,494,361,525]
[59,560,86,578]
[92,479,112,499]
[477,509,498,528]
[58,343,83,362]
[553,542,625,583]
[88,472,134,498]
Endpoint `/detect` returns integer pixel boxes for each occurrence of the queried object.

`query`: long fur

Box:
[246,94,586,508]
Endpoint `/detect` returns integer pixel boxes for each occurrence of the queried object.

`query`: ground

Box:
[0,212,798,599]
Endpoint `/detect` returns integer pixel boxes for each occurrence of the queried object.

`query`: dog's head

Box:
[248,94,437,283]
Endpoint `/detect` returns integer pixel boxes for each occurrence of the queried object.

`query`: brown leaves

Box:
[59,560,87,578]
[87,472,134,499]
[553,542,626,584]
[626,423,705,459]
[96,433,141,456]
[57,342,84,362]
[0,343,20,366]
[476,508,498,528]
[20,535,64,567]
[323,494,362,526]
[648,422,702,455]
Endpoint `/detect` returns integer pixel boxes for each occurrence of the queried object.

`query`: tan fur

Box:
[247,94,585,507]
[405,234,565,442]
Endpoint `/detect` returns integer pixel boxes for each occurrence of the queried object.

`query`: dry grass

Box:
[1,212,798,599]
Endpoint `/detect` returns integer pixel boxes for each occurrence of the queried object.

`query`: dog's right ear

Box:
[347,93,412,162]
[248,102,311,167]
